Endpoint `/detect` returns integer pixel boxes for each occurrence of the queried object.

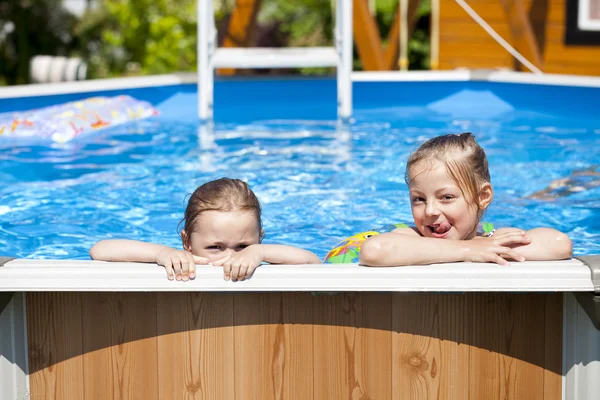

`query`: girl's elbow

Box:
[89,244,101,260]
[308,253,321,264]
[555,232,573,259]
[359,239,386,267]
[89,241,108,260]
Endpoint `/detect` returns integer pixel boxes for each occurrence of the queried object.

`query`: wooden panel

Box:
[441,42,515,56]
[439,0,600,76]
[233,292,314,400]
[313,293,392,399]
[440,54,513,69]
[469,294,546,399]
[218,0,262,75]
[353,0,386,70]
[81,293,159,400]
[441,0,564,24]
[544,293,563,400]
[441,1,518,22]
[353,0,420,71]
[544,42,600,62]
[156,293,234,400]
[543,64,600,75]
[27,293,84,400]
[391,293,557,400]
[440,22,600,63]
[392,293,470,400]
[439,22,569,44]
[501,0,543,70]
[26,292,563,399]
[440,23,513,41]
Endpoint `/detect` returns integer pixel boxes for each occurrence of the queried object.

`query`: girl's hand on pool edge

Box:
[212,245,263,281]
[462,231,531,265]
[156,248,209,281]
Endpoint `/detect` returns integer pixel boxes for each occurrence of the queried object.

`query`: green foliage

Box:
[0,0,77,85]
[1,0,433,84]
[260,0,334,45]
[85,0,197,77]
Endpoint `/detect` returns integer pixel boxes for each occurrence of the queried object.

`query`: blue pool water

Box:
[0,79,599,259]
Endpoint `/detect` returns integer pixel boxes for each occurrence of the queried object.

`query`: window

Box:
[566,0,600,45]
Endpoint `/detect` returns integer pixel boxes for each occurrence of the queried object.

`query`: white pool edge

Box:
[1,69,600,100]
[352,69,600,88]
[0,258,593,292]
[0,72,197,99]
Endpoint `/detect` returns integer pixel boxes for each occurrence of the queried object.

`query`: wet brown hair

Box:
[405,132,491,211]
[179,178,262,247]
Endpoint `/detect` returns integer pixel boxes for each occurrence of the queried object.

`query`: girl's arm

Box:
[90,239,208,281]
[259,244,321,265]
[359,228,532,267]
[500,227,572,261]
[90,239,172,263]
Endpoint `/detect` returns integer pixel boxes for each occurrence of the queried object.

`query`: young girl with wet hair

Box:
[359,132,572,267]
[91,178,320,281]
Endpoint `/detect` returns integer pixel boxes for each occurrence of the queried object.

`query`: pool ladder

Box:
[198,0,353,121]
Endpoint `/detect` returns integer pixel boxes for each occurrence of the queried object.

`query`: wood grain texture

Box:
[80,293,158,400]
[468,294,546,400]
[156,293,234,400]
[27,293,84,400]
[439,0,600,75]
[543,293,563,400]
[392,293,442,400]
[233,292,313,400]
[501,0,544,71]
[313,292,392,399]
[436,294,471,400]
[218,0,262,75]
[26,292,563,399]
[353,0,386,70]
[392,293,472,400]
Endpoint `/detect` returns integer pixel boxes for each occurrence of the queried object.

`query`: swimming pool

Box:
[0,74,599,260]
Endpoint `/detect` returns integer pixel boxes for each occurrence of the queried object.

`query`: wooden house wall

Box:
[440,0,600,75]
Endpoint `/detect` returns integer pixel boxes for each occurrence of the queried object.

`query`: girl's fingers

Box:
[237,264,249,281]
[222,262,232,281]
[172,258,183,280]
[230,262,241,281]
[489,253,510,266]
[498,247,526,262]
[186,254,197,279]
[193,255,210,265]
[212,255,231,266]
[179,255,190,281]
[163,259,175,280]
[245,264,258,279]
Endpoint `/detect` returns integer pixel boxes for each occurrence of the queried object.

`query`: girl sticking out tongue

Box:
[359,133,572,267]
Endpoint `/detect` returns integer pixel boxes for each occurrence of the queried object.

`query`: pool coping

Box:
[1,69,599,100]
[0,258,593,292]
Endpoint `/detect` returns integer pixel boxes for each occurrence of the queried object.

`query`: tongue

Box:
[433,222,451,234]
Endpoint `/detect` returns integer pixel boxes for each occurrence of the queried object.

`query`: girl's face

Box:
[408,159,482,240]
[184,210,261,262]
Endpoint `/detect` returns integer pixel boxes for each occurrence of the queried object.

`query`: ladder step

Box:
[213,47,338,69]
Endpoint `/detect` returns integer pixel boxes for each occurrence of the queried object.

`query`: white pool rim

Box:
[2,69,600,100]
